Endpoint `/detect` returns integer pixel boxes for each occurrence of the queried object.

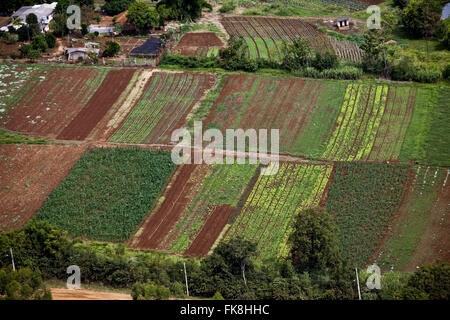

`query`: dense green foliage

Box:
[35,147,175,242]
[402,0,445,38]
[289,208,342,274]
[326,163,410,267]
[0,130,47,144]
[127,1,160,33]
[102,41,121,57]
[102,0,134,16]
[157,0,212,22]
[0,267,52,300]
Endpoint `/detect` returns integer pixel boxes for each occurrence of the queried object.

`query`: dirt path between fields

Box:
[51,288,132,300]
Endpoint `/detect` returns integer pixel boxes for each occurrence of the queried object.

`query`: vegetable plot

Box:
[225,163,333,260]
[35,147,175,242]
[325,162,410,267]
[322,84,416,161]
[221,16,332,61]
[109,71,215,144]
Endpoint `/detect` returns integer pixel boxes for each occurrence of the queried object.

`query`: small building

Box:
[65,47,100,61]
[0,2,57,32]
[88,25,114,35]
[336,17,350,31]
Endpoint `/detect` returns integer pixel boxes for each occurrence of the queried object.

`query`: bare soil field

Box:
[3,67,108,138]
[184,204,235,257]
[173,32,224,57]
[0,144,87,230]
[57,69,136,141]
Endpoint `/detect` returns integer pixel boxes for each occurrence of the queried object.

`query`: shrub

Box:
[102,41,120,57]
[160,53,220,68]
[31,35,48,52]
[44,33,56,49]
[219,1,236,13]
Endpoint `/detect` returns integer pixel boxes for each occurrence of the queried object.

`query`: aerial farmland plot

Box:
[1,65,111,138]
[34,147,175,242]
[221,16,333,61]
[0,144,87,230]
[109,71,216,144]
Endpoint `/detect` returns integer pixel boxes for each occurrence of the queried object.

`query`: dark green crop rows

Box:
[325,162,410,267]
[35,147,175,242]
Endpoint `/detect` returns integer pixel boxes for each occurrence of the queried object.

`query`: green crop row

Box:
[225,163,333,260]
[34,147,175,242]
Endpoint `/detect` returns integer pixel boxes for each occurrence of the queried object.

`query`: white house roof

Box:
[65,48,100,55]
[88,26,114,34]
[11,2,57,22]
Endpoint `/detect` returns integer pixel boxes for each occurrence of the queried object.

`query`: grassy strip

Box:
[0,129,48,144]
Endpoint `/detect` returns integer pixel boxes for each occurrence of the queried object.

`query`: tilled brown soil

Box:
[57,69,136,141]
[184,204,235,257]
[0,144,87,230]
[129,164,197,250]
[173,32,223,57]
[4,68,105,138]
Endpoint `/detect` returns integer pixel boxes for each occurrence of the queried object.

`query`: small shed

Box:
[336,17,350,30]
[88,25,114,35]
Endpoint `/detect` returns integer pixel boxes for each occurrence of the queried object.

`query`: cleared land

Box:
[50,288,132,300]
[0,144,87,230]
[173,32,224,57]
[57,69,136,141]
[109,71,216,144]
[35,147,175,242]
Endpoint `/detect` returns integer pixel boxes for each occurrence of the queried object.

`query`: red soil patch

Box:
[0,144,87,231]
[4,68,106,138]
[129,164,197,250]
[57,69,135,141]
[173,32,223,57]
[184,204,234,257]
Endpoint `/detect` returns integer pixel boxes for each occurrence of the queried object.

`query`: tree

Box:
[50,14,69,37]
[102,0,134,16]
[219,36,258,71]
[127,1,160,34]
[393,0,410,8]
[402,0,444,38]
[45,33,56,48]
[81,23,88,36]
[157,0,212,22]
[435,18,450,49]
[102,40,120,57]
[406,262,450,300]
[288,207,342,274]
[31,34,48,52]
[281,37,312,71]
[312,51,339,71]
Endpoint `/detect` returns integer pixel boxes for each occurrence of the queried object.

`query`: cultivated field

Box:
[328,36,364,62]
[129,163,257,256]
[0,144,87,230]
[225,163,333,259]
[221,16,333,61]
[374,166,450,271]
[35,147,175,242]
[325,162,410,266]
[173,32,224,57]
[109,71,216,144]
[1,65,109,138]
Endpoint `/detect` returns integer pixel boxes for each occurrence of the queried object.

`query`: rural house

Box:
[0,2,57,33]
[336,17,350,30]
[64,47,100,61]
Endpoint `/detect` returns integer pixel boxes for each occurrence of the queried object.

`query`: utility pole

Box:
[183,262,189,297]
[355,268,361,300]
[242,263,247,287]
[10,247,15,271]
